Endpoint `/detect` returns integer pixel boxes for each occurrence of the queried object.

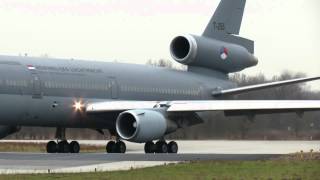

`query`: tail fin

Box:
[202,0,254,54]
[203,0,246,36]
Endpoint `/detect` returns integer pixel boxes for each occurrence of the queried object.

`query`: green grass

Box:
[1,160,319,180]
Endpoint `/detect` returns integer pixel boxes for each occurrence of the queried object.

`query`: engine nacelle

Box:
[0,126,20,139]
[116,109,177,143]
[170,34,258,73]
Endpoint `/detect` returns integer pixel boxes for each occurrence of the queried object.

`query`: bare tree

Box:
[146,59,173,68]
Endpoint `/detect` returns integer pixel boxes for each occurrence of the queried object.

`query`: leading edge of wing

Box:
[167,100,320,112]
[86,101,160,113]
[212,76,320,96]
[86,100,320,114]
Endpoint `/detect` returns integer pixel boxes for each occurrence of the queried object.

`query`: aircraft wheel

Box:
[106,141,116,153]
[58,140,70,153]
[115,141,126,153]
[70,141,80,153]
[168,141,178,154]
[46,141,57,153]
[156,141,168,153]
[144,141,155,153]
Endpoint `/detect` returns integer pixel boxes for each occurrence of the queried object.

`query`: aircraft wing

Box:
[86,101,159,113]
[86,100,320,116]
[166,100,320,113]
[212,76,320,96]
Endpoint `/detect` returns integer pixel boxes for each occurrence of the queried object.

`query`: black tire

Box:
[70,141,80,153]
[106,141,116,153]
[115,141,126,153]
[46,141,57,153]
[144,141,155,153]
[156,141,168,153]
[168,141,178,153]
[58,140,70,153]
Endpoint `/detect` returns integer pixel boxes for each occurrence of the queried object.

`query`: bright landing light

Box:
[73,101,84,111]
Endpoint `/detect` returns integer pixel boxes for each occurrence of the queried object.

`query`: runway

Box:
[0,140,318,174]
[0,153,280,174]
[0,153,279,167]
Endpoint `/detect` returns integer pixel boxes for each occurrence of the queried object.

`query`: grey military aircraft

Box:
[0,0,320,154]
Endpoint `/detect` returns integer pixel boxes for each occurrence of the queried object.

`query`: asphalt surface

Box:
[0,153,281,170]
[0,140,318,173]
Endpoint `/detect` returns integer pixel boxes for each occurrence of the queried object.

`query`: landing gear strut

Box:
[46,127,81,153]
[144,140,178,154]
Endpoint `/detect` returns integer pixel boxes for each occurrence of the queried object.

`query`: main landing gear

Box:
[46,140,80,153]
[46,128,177,154]
[104,140,178,154]
[144,141,178,154]
[105,130,127,153]
[46,127,81,153]
[106,140,126,153]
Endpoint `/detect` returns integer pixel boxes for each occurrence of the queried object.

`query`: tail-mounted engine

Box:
[170,34,258,73]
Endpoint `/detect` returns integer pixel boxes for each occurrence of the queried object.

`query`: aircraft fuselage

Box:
[0,55,235,129]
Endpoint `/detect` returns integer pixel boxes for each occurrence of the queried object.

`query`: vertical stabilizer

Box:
[203,0,246,37]
[202,0,254,54]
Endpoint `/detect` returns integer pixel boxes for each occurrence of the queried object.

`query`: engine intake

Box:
[116,109,177,143]
[116,113,138,139]
[170,35,197,64]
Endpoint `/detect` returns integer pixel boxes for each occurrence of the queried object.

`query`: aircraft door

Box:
[31,74,43,99]
[108,77,118,99]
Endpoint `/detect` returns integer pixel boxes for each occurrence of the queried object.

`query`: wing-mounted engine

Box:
[116,109,178,143]
[170,34,258,73]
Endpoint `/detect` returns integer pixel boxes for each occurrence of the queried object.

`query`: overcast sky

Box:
[0,0,319,90]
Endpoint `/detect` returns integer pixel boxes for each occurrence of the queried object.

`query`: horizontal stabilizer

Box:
[223,35,254,54]
[212,76,320,97]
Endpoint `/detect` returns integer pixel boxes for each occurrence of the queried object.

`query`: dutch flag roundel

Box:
[220,47,229,60]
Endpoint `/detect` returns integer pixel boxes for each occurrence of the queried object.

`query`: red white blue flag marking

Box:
[220,47,229,60]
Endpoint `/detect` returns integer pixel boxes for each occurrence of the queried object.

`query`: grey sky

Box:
[0,0,319,90]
